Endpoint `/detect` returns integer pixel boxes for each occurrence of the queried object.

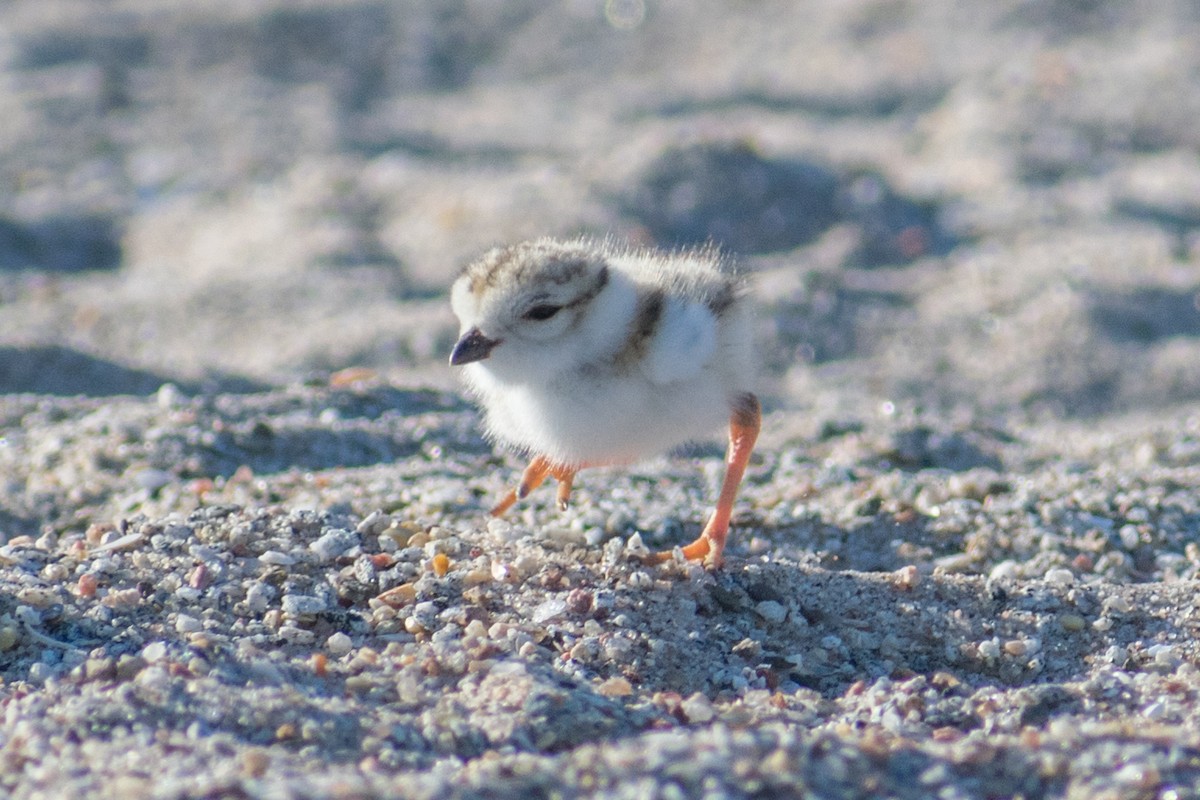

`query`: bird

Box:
[448,237,760,567]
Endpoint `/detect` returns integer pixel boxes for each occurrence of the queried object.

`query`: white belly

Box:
[469,364,733,466]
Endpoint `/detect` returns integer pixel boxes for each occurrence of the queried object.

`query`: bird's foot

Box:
[644,532,722,568]
[490,455,578,516]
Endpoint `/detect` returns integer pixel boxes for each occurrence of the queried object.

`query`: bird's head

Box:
[449,239,616,380]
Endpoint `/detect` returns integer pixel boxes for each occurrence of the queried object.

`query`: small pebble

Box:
[281,595,327,616]
[41,562,68,581]
[755,600,787,623]
[0,625,20,652]
[462,568,492,587]
[597,677,633,697]
[1148,644,1179,668]
[1105,595,1132,614]
[142,642,169,663]
[410,601,438,630]
[29,662,54,683]
[378,523,415,550]
[278,625,315,645]
[532,598,568,624]
[85,657,115,681]
[486,518,517,541]
[77,573,99,598]
[934,553,974,574]
[326,632,353,654]
[1044,568,1075,587]
[627,570,653,588]
[156,382,183,408]
[242,749,271,779]
[245,582,273,612]
[978,639,1001,659]
[188,564,209,590]
[310,529,359,562]
[680,693,715,724]
[568,638,600,662]
[1060,614,1087,632]
[1002,638,1038,657]
[355,511,390,537]
[377,583,417,607]
[1119,525,1141,550]
[565,588,592,615]
[513,555,539,578]
[892,565,921,590]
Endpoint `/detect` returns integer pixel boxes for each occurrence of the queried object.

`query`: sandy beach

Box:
[3,2,1200,797]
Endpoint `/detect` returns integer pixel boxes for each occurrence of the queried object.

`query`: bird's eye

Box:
[522,304,562,321]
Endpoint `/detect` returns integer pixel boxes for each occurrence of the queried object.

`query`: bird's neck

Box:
[572,270,640,369]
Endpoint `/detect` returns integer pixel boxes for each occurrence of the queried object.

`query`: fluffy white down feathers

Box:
[448,238,754,467]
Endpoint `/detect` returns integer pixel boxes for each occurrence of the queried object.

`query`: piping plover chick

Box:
[449,238,760,567]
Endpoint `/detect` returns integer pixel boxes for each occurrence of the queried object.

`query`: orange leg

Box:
[490,455,580,516]
[648,393,761,567]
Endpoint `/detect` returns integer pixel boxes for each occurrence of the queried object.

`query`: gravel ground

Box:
[3,2,1200,798]
[4,386,1200,799]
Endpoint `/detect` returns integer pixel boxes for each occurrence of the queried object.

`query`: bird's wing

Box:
[642,296,717,385]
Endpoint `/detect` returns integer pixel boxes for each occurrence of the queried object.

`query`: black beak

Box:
[449,327,501,366]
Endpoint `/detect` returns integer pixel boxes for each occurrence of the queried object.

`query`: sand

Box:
[2,2,1200,797]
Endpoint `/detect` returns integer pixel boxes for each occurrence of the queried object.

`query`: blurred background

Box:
[1,0,1199,417]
